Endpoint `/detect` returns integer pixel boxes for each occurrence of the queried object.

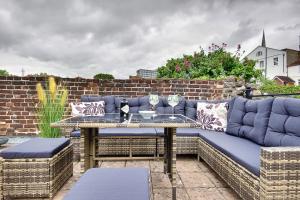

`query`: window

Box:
[273,57,278,66]
[256,51,262,56]
[259,61,264,68]
[298,79,300,86]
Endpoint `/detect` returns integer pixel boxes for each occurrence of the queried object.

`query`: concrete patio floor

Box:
[54,156,240,200]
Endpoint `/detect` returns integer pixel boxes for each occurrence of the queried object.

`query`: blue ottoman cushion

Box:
[0,138,70,159]
[226,97,274,145]
[265,98,300,146]
[63,168,150,200]
[199,130,261,176]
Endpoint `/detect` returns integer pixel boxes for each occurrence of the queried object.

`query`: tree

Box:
[27,73,49,77]
[157,43,262,83]
[0,69,9,76]
[93,73,115,80]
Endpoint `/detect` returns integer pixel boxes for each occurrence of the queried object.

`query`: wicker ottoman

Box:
[0,138,73,199]
[64,168,151,200]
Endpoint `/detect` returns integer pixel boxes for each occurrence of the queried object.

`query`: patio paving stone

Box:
[99,160,126,168]
[204,171,229,188]
[150,160,164,173]
[53,156,239,200]
[177,158,202,173]
[186,188,225,200]
[179,172,215,188]
[126,160,150,168]
[218,188,241,200]
[153,188,190,200]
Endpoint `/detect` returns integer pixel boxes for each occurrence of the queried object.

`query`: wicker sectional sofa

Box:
[198,97,300,199]
[70,95,300,199]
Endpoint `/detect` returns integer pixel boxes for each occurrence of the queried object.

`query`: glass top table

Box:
[52,113,197,200]
[51,113,198,128]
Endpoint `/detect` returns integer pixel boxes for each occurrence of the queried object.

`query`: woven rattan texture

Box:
[198,138,260,200]
[2,144,73,199]
[71,136,198,161]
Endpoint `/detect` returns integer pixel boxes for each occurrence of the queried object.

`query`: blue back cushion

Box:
[115,96,151,113]
[265,98,300,146]
[81,95,116,113]
[185,99,231,120]
[226,97,274,145]
[155,96,185,115]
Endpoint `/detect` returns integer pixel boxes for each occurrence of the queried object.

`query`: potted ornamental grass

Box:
[36,76,68,138]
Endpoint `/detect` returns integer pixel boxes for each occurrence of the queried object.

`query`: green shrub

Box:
[94,73,115,80]
[260,79,300,95]
[0,69,9,76]
[36,77,68,138]
[157,44,262,82]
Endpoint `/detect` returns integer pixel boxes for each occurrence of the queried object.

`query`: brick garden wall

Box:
[0,76,243,136]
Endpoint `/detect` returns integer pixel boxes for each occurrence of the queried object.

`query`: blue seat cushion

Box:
[70,129,81,137]
[265,98,300,146]
[0,138,70,159]
[70,128,157,137]
[226,97,274,145]
[199,130,261,176]
[155,128,200,137]
[99,128,157,136]
[64,168,150,200]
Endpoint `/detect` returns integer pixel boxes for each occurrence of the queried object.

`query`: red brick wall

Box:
[0,76,99,136]
[99,78,226,100]
[0,76,240,136]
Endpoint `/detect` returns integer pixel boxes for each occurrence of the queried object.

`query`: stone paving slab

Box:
[53,156,239,200]
[186,188,226,200]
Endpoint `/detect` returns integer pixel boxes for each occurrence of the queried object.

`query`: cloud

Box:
[0,0,299,78]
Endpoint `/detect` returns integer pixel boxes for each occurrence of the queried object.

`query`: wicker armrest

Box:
[260,147,300,199]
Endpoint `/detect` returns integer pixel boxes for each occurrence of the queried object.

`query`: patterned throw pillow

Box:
[196,102,228,132]
[70,101,105,116]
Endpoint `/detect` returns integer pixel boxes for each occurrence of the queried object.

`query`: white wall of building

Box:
[246,46,287,79]
[288,65,300,85]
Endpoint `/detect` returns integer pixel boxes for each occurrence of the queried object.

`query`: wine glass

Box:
[149,94,159,118]
[149,94,159,111]
[168,94,179,119]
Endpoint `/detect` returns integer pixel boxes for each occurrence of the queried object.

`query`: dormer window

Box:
[259,61,264,68]
[256,51,262,56]
[273,57,278,66]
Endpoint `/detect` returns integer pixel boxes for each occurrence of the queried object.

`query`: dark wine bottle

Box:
[120,98,129,122]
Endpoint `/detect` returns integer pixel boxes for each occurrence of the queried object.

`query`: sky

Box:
[0,0,299,79]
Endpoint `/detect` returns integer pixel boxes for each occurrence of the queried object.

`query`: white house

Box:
[245,31,300,84]
[288,60,300,85]
[246,46,287,79]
